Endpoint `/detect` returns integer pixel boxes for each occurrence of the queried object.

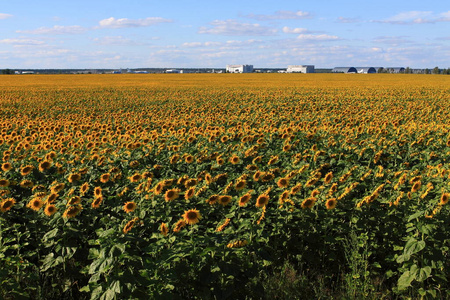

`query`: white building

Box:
[287,65,315,73]
[166,69,183,73]
[226,65,253,73]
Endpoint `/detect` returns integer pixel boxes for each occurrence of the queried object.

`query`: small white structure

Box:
[166,69,183,73]
[287,65,315,73]
[226,64,253,73]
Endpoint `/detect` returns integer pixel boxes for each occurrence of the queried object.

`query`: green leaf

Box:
[407,211,424,222]
[109,280,121,294]
[397,270,416,291]
[416,266,432,282]
[404,238,426,256]
[79,285,90,292]
[43,228,59,241]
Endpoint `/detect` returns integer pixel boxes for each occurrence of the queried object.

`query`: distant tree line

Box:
[1,69,14,74]
[377,67,450,74]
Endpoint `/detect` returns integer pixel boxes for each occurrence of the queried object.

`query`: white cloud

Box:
[17,25,87,35]
[297,34,339,41]
[246,10,312,20]
[336,17,361,23]
[373,36,413,45]
[0,13,12,20]
[198,19,277,36]
[92,36,145,45]
[98,17,172,29]
[376,10,450,24]
[282,26,310,34]
[0,38,45,45]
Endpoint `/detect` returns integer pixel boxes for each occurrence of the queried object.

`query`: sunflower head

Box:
[218,195,232,206]
[160,222,169,236]
[38,160,52,172]
[184,187,196,200]
[239,193,251,207]
[63,205,82,219]
[301,197,317,209]
[182,209,201,225]
[0,198,16,212]
[91,196,103,209]
[325,198,337,210]
[100,173,110,183]
[256,194,270,208]
[20,165,34,176]
[164,189,180,202]
[1,162,12,172]
[0,178,10,187]
[27,198,44,211]
[277,177,289,188]
[440,193,449,205]
[235,180,247,191]
[123,201,137,213]
[44,204,58,216]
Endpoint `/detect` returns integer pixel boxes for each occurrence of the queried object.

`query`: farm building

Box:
[226,65,254,73]
[286,65,315,73]
[386,67,405,73]
[166,69,183,73]
[332,67,357,73]
[356,67,377,74]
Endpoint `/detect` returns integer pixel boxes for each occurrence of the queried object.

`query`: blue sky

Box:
[0,0,449,69]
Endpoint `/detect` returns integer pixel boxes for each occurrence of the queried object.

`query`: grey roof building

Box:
[332,67,357,73]
[355,67,377,74]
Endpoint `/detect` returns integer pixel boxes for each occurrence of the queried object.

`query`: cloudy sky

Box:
[1,0,449,69]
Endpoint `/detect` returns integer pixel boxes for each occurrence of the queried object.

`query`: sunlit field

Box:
[1,74,449,299]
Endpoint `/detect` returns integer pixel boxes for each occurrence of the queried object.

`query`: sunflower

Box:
[279,191,290,203]
[206,194,219,205]
[182,209,201,225]
[184,179,197,188]
[91,196,103,209]
[62,205,82,219]
[411,181,422,193]
[45,193,58,204]
[0,198,15,212]
[267,156,278,165]
[246,164,258,171]
[50,183,65,194]
[290,183,302,195]
[261,172,275,182]
[160,222,169,236]
[38,160,52,172]
[216,157,224,165]
[252,171,262,182]
[185,155,194,163]
[0,178,10,187]
[282,144,292,152]
[94,186,102,197]
[277,177,289,188]
[230,155,240,164]
[170,154,179,164]
[1,162,12,172]
[123,217,139,234]
[324,172,333,184]
[68,173,81,183]
[301,197,317,209]
[205,173,213,184]
[67,196,81,206]
[252,156,262,164]
[20,180,34,188]
[218,195,232,206]
[256,194,270,208]
[129,173,142,183]
[164,189,180,202]
[80,182,89,195]
[440,192,449,205]
[44,204,58,216]
[325,198,337,210]
[20,165,34,176]
[184,187,196,200]
[311,189,321,197]
[100,173,110,183]
[123,201,137,213]
[154,181,165,195]
[235,180,247,191]
[173,219,186,232]
[27,198,44,211]
[239,193,252,207]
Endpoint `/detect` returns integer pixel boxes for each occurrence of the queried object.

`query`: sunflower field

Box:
[0,74,449,299]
